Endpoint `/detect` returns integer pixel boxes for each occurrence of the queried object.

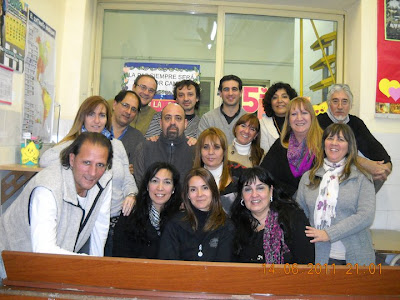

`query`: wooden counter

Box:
[1,251,400,299]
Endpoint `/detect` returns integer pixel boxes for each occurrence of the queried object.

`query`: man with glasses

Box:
[198,75,246,143]
[131,74,158,135]
[111,90,144,174]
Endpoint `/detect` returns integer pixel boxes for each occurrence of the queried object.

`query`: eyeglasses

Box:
[119,102,138,113]
[136,84,156,94]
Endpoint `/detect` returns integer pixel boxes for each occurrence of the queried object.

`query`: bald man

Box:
[133,103,195,186]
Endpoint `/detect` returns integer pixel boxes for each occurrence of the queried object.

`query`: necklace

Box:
[198,244,203,257]
[273,116,282,136]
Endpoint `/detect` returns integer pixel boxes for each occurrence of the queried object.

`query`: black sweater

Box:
[113,215,160,259]
[234,206,315,264]
[317,113,391,163]
[260,139,306,198]
[158,209,234,262]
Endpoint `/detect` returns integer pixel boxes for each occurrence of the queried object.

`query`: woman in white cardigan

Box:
[259,82,298,152]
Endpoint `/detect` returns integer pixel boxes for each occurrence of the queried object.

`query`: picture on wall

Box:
[385,0,400,41]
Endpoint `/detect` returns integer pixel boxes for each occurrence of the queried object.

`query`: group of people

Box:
[0,74,392,279]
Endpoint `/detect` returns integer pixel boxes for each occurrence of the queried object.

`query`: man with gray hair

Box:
[317,84,392,191]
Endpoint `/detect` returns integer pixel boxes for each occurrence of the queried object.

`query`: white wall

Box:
[345,0,400,230]
[0,0,96,164]
[0,0,67,164]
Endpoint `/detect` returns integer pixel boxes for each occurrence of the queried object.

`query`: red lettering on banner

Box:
[241,86,267,119]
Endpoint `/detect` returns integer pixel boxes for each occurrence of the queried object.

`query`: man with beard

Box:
[317,84,391,192]
[133,103,195,186]
[198,75,246,144]
[145,80,201,138]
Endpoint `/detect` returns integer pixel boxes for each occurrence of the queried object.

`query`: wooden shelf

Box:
[310,31,337,51]
[310,77,335,91]
[309,54,336,71]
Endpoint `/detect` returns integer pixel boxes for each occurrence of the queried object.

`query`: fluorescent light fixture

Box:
[210,21,217,41]
[208,44,212,50]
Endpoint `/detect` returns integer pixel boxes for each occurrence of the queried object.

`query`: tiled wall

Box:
[0,110,21,164]
[371,133,400,231]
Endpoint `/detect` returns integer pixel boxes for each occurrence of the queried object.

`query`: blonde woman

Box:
[260,97,323,198]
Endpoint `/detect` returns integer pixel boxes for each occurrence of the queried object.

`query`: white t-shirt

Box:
[29,186,111,256]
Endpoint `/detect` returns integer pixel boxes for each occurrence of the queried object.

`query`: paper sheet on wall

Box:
[0,64,13,104]
[0,0,27,72]
[22,10,56,142]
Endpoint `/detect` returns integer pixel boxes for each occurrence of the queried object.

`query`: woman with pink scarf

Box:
[231,167,314,264]
[260,97,323,198]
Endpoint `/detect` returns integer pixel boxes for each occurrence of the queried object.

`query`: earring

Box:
[172,190,175,194]
[240,199,244,206]
[270,195,273,203]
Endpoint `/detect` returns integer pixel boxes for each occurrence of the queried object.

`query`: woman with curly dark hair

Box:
[112,162,181,258]
[231,167,314,264]
[260,82,298,152]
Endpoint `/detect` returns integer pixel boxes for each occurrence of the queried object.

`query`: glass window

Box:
[100,10,217,114]
[97,4,341,110]
[224,13,337,105]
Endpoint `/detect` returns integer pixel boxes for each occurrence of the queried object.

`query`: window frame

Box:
[91,1,344,108]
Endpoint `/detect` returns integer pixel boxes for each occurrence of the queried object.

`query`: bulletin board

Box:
[376,0,400,116]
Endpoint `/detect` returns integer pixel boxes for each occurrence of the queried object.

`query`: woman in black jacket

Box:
[113,162,181,258]
[231,167,314,264]
[158,168,234,262]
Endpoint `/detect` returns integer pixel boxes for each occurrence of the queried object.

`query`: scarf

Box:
[205,163,223,188]
[314,158,346,229]
[81,125,112,140]
[263,210,290,264]
[233,138,251,155]
[149,204,161,234]
[287,132,314,178]
[327,107,350,124]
